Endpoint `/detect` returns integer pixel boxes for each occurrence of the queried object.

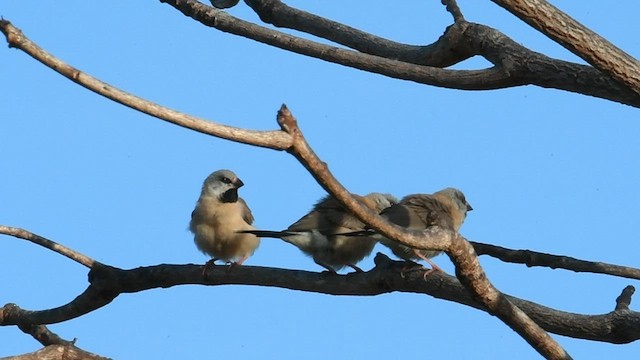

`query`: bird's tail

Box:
[334,230,375,237]
[236,229,294,238]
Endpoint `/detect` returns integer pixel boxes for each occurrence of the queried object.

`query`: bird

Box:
[189,169,260,274]
[239,192,397,273]
[345,188,472,272]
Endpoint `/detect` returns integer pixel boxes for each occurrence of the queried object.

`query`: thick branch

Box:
[0,20,291,151]
[3,345,110,360]
[491,0,640,95]
[225,0,638,107]
[449,235,570,359]
[1,254,638,344]
[161,0,513,90]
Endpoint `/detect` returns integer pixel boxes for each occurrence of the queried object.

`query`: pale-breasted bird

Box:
[189,169,260,271]
[346,188,472,271]
[239,193,397,273]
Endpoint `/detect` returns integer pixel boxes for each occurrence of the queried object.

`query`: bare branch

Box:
[274,106,570,359]
[163,0,639,107]
[491,0,640,95]
[3,344,111,360]
[0,19,291,151]
[448,235,571,359]
[2,254,639,344]
[616,286,635,311]
[0,226,94,268]
[16,324,75,347]
[471,241,640,281]
[442,0,465,22]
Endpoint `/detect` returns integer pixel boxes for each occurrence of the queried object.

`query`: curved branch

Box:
[17,324,75,347]
[161,0,527,90]
[491,0,640,95]
[471,241,640,280]
[0,20,292,151]
[1,254,638,344]
[227,0,637,107]
[0,226,95,268]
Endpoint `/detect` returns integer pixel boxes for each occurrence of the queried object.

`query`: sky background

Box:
[1,1,639,358]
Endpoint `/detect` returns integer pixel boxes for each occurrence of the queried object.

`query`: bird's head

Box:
[202,169,244,203]
[365,193,399,213]
[435,187,473,217]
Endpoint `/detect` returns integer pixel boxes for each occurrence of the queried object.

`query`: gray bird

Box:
[190,169,260,271]
[240,193,397,273]
[347,188,472,271]
[379,188,472,270]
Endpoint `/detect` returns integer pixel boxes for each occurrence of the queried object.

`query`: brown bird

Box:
[377,188,472,271]
[189,169,260,273]
[240,193,397,273]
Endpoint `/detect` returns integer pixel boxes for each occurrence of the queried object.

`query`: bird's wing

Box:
[287,194,365,234]
[382,194,455,231]
[238,197,255,225]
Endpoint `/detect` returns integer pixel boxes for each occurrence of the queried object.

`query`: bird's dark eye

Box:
[221,177,232,184]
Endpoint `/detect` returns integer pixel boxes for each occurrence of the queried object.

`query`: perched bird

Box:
[348,188,472,271]
[210,0,240,9]
[239,193,397,273]
[189,169,260,272]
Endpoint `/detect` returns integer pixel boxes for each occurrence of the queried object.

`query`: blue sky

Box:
[1,1,639,358]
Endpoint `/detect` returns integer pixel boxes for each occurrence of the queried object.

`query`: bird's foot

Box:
[399,260,424,278]
[202,258,219,279]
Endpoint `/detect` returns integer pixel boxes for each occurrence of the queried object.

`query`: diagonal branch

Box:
[274,106,571,359]
[490,0,640,95]
[0,20,291,151]
[0,226,95,268]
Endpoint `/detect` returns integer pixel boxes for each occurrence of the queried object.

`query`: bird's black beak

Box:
[467,204,473,211]
[233,178,244,188]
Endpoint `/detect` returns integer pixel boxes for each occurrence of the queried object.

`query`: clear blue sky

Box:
[2,1,639,358]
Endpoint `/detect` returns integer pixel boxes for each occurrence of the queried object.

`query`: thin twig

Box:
[472,241,640,280]
[0,226,94,268]
[616,286,635,311]
[441,0,465,22]
[0,19,292,151]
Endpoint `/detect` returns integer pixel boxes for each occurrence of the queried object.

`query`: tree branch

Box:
[1,252,638,345]
[471,241,640,281]
[3,344,111,360]
[0,20,291,151]
[490,0,640,95]
[0,226,94,268]
[159,0,639,107]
